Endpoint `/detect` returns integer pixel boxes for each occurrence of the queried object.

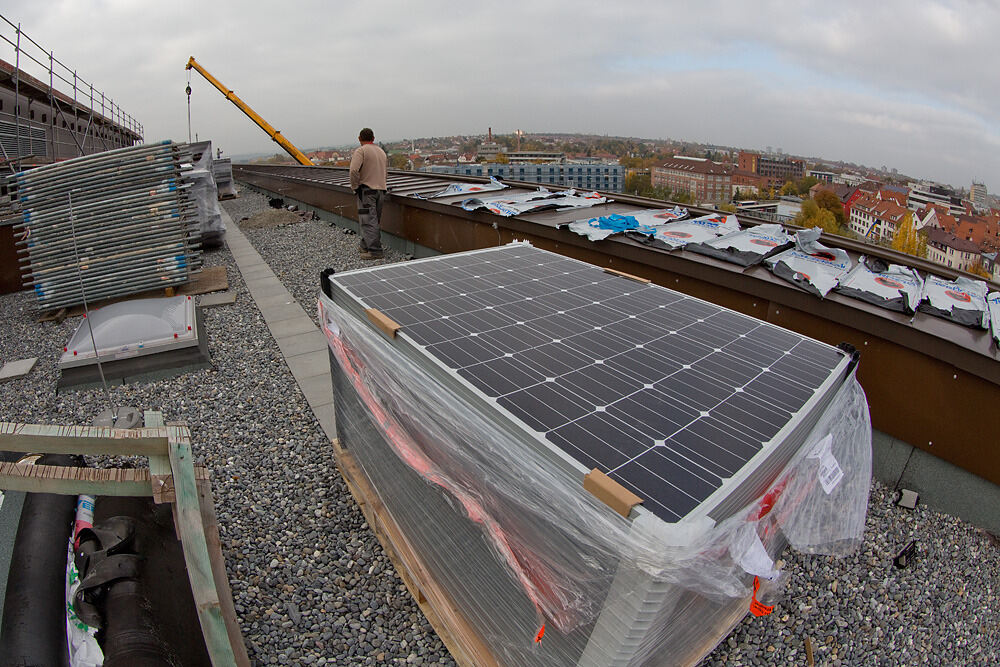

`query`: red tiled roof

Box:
[924,227,981,253]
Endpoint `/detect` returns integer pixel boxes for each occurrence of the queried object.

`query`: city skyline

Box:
[3,1,997,189]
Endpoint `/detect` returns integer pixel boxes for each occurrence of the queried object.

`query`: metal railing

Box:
[0,14,143,167]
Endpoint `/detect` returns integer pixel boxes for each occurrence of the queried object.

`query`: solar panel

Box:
[330,243,851,523]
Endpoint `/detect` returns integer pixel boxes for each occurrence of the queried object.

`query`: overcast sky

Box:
[4,1,997,189]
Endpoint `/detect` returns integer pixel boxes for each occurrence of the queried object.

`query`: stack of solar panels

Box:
[12,141,202,311]
[321,243,869,666]
[212,158,237,199]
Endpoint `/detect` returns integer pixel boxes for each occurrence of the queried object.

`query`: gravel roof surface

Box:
[1,184,996,665]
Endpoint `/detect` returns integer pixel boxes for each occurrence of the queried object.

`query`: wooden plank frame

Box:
[331,437,499,667]
[0,412,248,667]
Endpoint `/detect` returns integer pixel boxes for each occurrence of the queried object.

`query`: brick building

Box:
[737,151,805,189]
[652,156,732,203]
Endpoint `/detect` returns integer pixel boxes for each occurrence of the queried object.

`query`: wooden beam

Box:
[144,411,175,503]
[331,438,498,667]
[198,478,251,667]
[167,424,237,665]
[0,422,169,456]
[0,461,209,495]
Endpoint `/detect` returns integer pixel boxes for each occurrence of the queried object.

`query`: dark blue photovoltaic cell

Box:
[333,244,846,523]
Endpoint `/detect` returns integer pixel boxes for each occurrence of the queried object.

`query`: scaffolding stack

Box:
[12,141,202,311]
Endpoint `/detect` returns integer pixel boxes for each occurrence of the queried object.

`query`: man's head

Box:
[359,128,375,143]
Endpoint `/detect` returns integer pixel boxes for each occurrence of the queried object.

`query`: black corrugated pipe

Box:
[101,579,172,666]
[0,453,82,667]
[73,517,172,666]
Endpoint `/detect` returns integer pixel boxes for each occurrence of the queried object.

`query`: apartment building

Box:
[737,151,804,189]
[924,227,981,271]
[651,156,732,203]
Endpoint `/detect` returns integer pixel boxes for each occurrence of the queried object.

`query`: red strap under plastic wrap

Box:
[749,576,774,617]
[325,324,565,637]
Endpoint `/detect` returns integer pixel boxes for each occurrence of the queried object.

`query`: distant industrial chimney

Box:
[488,127,493,143]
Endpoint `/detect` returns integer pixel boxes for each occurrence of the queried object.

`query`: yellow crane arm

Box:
[185,56,313,166]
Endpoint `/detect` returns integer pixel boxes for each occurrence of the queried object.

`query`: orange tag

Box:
[750,576,774,617]
[534,624,546,643]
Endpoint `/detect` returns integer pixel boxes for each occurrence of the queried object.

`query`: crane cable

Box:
[185,68,192,144]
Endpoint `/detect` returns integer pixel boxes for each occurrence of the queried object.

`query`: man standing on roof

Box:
[349,128,388,259]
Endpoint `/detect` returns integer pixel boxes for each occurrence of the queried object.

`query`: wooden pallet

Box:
[37,266,229,322]
[331,438,499,667]
[0,412,249,667]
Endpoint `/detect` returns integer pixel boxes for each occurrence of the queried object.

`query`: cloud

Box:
[1,0,996,186]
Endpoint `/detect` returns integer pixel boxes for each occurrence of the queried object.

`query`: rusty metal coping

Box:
[232,164,1000,386]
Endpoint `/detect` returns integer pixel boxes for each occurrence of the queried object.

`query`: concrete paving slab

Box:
[285,349,330,380]
[226,242,255,256]
[227,244,255,257]
[199,291,237,308]
[269,317,317,339]
[233,254,267,269]
[247,283,294,300]
[298,372,335,408]
[253,293,298,309]
[241,265,276,279]
[261,302,307,325]
[242,276,281,292]
[277,330,328,358]
[311,402,337,442]
[0,358,37,382]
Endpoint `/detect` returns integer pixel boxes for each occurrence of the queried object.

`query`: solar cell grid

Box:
[332,244,847,522]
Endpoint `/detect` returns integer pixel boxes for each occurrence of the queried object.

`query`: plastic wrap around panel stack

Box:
[319,243,872,666]
[212,158,237,200]
[188,141,225,248]
[12,141,203,311]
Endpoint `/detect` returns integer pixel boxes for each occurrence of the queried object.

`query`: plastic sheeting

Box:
[419,176,507,199]
[631,213,740,251]
[461,188,606,217]
[836,257,924,314]
[564,207,688,241]
[918,275,990,328]
[988,292,1000,345]
[685,223,792,267]
[186,142,225,236]
[765,228,852,298]
[212,158,238,199]
[319,288,872,666]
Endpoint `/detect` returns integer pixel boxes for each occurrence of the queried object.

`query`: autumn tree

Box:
[967,261,991,279]
[813,189,846,228]
[890,212,927,258]
[625,172,651,194]
[388,153,410,170]
[795,199,841,235]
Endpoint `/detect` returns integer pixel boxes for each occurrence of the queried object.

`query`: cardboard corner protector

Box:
[583,468,643,518]
[602,267,651,284]
[365,308,400,339]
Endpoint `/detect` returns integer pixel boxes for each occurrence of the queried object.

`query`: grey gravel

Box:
[0,184,996,666]
[0,213,452,665]
[228,185,1000,666]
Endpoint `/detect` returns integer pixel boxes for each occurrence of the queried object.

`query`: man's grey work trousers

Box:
[356,186,385,254]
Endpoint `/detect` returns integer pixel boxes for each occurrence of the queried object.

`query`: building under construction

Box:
[0,16,142,168]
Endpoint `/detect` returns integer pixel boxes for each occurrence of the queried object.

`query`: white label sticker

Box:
[735,525,779,580]
[808,433,844,494]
